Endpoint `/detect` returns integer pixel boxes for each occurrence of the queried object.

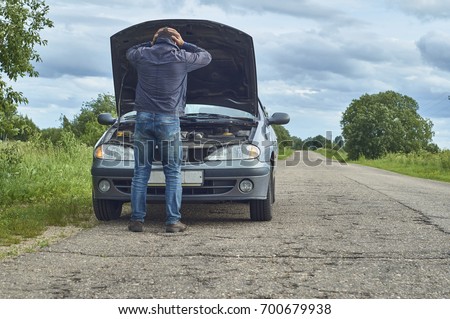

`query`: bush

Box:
[0,139,95,245]
[440,150,450,170]
[0,142,23,178]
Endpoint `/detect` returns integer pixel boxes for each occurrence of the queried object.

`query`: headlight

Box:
[205,144,260,161]
[94,144,134,161]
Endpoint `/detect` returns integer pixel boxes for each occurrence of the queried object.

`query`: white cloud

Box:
[261,80,320,98]
[15,74,113,128]
[417,31,450,72]
[387,0,450,20]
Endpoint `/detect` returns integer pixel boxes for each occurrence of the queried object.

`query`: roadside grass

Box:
[0,134,96,247]
[0,136,293,249]
[315,148,450,183]
[278,147,294,160]
[354,151,450,183]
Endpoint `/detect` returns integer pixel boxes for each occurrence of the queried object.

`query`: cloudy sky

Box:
[13,0,450,148]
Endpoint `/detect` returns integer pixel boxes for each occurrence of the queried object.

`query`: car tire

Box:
[249,172,273,221]
[93,198,122,221]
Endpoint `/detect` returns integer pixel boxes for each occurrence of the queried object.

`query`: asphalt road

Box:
[1,151,449,298]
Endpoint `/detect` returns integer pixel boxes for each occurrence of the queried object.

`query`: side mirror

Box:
[268,112,290,125]
[98,113,116,125]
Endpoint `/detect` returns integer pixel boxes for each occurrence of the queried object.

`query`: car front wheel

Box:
[249,172,273,221]
[93,198,123,221]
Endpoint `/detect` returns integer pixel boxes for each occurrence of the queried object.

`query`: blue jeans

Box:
[130,111,182,225]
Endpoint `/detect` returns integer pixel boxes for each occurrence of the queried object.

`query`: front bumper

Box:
[91,159,271,203]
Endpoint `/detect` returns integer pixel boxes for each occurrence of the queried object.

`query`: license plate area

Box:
[148,170,203,186]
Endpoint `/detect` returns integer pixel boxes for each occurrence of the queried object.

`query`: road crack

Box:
[343,175,450,235]
[43,249,449,261]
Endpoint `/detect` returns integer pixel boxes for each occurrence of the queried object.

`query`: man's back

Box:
[126,35,211,115]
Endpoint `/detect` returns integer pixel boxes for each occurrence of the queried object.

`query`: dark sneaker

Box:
[128,221,144,232]
[165,222,187,233]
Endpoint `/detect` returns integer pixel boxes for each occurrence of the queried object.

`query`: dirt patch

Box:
[0,226,82,259]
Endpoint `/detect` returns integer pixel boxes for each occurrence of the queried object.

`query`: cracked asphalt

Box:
[1,151,449,298]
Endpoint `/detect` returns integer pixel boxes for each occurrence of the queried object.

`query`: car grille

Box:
[113,179,236,195]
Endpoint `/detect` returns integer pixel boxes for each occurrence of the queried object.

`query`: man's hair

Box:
[156,27,172,40]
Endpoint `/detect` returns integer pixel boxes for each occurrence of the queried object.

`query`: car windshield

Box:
[121,105,255,121]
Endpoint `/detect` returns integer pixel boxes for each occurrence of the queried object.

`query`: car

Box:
[91,19,290,222]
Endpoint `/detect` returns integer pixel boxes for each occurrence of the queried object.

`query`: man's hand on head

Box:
[151,27,184,47]
[167,28,184,47]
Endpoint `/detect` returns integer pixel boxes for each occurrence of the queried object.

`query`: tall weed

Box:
[0,136,95,245]
[355,150,450,183]
[440,150,450,170]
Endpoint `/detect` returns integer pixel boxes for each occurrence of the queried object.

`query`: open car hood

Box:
[110,19,258,117]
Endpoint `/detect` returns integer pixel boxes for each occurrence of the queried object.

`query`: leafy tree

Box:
[272,124,292,153]
[40,127,64,145]
[273,124,291,143]
[341,91,434,160]
[0,111,39,140]
[64,94,116,146]
[61,114,72,131]
[333,135,344,150]
[0,0,53,139]
[425,143,440,154]
[272,124,292,157]
[13,114,39,140]
[291,136,303,150]
[303,135,331,150]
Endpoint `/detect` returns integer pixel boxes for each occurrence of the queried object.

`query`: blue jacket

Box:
[126,38,212,115]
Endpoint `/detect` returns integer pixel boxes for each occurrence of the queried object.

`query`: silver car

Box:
[91,19,290,222]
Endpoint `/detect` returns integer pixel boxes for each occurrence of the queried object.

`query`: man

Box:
[126,27,212,233]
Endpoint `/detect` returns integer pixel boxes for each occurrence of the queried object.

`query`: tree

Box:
[40,127,64,145]
[273,124,291,143]
[0,112,40,140]
[291,136,303,150]
[341,91,434,160]
[333,135,344,150]
[64,94,116,146]
[272,124,292,150]
[303,135,331,150]
[272,124,292,156]
[0,0,53,139]
[12,114,39,140]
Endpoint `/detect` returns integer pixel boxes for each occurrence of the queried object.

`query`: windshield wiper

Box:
[181,113,231,119]
[180,113,255,126]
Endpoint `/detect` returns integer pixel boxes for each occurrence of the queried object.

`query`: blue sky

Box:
[13,0,450,149]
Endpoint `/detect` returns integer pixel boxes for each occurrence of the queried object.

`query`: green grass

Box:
[314,147,450,183]
[0,134,96,246]
[278,147,294,160]
[354,151,450,183]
